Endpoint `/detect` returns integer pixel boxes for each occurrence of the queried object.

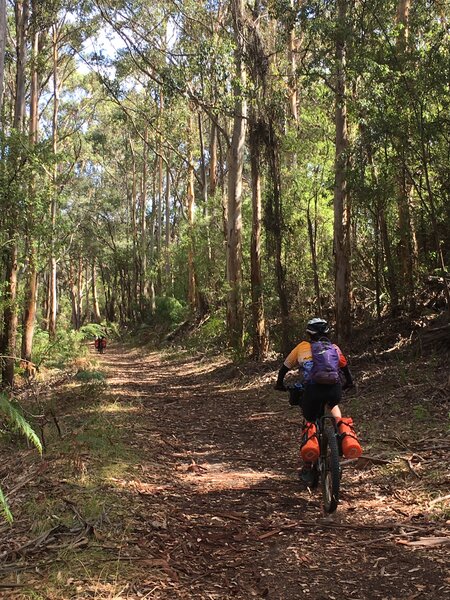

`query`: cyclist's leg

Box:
[301,384,324,422]
[324,383,342,423]
[299,385,324,486]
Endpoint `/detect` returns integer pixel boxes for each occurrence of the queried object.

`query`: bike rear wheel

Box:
[321,422,340,514]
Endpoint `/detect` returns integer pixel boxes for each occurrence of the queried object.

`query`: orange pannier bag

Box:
[337,417,362,458]
[300,422,320,463]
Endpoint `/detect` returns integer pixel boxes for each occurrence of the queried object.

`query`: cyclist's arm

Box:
[341,364,353,388]
[275,364,290,390]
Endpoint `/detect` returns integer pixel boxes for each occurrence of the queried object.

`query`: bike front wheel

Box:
[320,423,340,514]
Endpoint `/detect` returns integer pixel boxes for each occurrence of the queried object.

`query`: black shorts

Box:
[301,383,342,422]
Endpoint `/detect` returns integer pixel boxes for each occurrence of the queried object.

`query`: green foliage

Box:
[412,404,430,422]
[0,487,13,524]
[155,296,187,326]
[0,394,43,455]
[0,393,43,523]
[79,323,108,340]
[74,370,105,382]
[31,328,88,369]
[184,313,227,354]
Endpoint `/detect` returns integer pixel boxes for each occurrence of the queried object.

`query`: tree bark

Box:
[21,14,40,363]
[165,160,172,285]
[226,0,247,352]
[69,259,80,329]
[333,0,351,343]
[0,0,6,115]
[395,0,415,312]
[266,121,290,354]
[48,22,59,338]
[140,126,149,309]
[307,195,322,315]
[92,260,101,323]
[1,0,28,386]
[249,116,268,359]
[129,138,139,308]
[187,110,197,314]
[209,121,218,197]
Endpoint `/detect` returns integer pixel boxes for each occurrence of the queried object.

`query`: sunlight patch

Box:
[184,467,283,491]
[97,402,139,414]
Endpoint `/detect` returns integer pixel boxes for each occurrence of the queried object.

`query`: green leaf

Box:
[0,394,43,455]
[0,487,13,524]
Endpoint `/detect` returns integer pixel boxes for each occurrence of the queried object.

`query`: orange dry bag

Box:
[300,422,320,463]
[338,417,362,458]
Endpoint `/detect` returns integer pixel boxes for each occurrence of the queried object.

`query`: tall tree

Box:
[226,0,247,351]
[333,0,351,343]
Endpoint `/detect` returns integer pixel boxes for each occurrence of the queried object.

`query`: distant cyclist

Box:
[95,335,107,354]
[274,317,354,484]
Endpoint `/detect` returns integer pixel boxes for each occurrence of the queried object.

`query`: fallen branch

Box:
[397,536,450,548]
[429,494,450,507]
[400,456,421,479]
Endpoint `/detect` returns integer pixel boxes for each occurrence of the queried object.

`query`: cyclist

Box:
[274,317,354,485]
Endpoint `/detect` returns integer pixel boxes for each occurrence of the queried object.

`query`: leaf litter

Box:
[0,343,448,599]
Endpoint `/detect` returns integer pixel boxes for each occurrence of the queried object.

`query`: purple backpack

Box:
[311,339,340,384]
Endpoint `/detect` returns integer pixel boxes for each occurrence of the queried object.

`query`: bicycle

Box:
[287,385,342,514]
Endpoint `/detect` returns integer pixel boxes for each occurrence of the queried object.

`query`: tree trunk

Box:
[129,139,139,308]
[266,121,290,353]
[187,111,197,314]
[165,160,172,285]
[287,0,299,123]
[157,99,163,294]
[140,126,148,310]
[395,0,415,312]
[249,116,268,359]
[226,0,247,352]
[77,256,83,328]
[333,0,351,343]
[198,111,212,265]
[307,195,321,315]
[69,260,80,329]
[21,14,39,363]
[0,0,6,115]
[84,262,90,322]
[48,22,59,338]
[92,260,101,323]
[1,0,28,386]
[209,121,218,197]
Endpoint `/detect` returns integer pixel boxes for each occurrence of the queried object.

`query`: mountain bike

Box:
[287,385,341,514]
[310,413,341,514]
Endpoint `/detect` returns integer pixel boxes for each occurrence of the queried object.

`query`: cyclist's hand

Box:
[274,382,287,392]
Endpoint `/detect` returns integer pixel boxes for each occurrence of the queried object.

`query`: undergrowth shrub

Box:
[155,296,187,326]
[75,370,105,382]
[0,393,42,522]
[31,328,88,369]
[184,313,227,353]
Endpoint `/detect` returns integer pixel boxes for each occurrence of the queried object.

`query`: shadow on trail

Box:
[89,344,448,600]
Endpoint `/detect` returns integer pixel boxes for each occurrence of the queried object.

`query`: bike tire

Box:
[321,423,340,514]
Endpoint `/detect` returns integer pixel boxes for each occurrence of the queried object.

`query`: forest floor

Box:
[0,340,449,599]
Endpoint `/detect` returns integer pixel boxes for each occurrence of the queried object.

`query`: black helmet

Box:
[306,317,329,335]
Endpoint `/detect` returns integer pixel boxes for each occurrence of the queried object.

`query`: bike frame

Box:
[315,413,341,513]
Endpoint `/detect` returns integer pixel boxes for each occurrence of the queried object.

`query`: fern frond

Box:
[0,393,43,455]
[0,487,13,523]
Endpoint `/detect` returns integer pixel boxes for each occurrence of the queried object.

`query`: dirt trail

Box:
[1,343,448,600]
[93,344,449,600]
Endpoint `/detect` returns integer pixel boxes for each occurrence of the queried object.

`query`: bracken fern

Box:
[0,393,42,522]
